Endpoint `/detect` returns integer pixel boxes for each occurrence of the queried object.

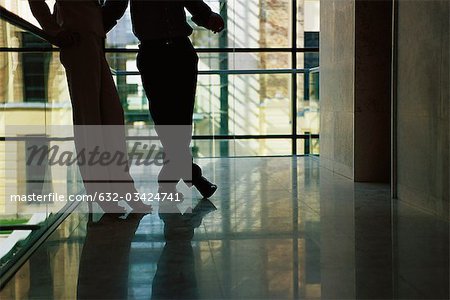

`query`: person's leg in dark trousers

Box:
[137,38,195,192]
[137,37,216,198]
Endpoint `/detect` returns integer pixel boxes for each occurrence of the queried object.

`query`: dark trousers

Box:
[137,37,198,125]
[137,37,202,186]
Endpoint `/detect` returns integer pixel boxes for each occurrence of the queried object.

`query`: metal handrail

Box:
[105,47,319,53]
[1,134,320,142]
[113,68,317,76]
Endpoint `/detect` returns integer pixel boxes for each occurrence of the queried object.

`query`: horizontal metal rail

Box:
[0,47,56,52]
[1,134,319,142]
[104,47,319,53]
[0,47,319,53]
[114,68,316,76]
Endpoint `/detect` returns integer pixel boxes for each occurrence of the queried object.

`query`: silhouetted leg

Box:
[60,33,124,213]
[98,55,150,212]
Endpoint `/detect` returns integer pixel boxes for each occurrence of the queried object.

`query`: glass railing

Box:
[109,69,320,157]
[0,7,87,284]
[0,1,320,284]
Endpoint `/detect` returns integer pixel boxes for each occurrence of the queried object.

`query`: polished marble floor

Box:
[1,157,449,299]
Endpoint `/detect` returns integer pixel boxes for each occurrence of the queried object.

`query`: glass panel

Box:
[105,0,292,49]
[228,74,291,135]
[0,18,49,48]
[192,139,291,157]
[0,7,76,272]
[113,73,293,138]
[297,50,319,70]
[109,71,295,139]
[1,129,82,271]
[298,0,321,48]
[105,53,138,73]
[107,72,150,125]
[105,52,291,72]
[1,39,72,130]
[199,52,291,71]
[296,70,319,155]
[232,139,291,156]
[191,0,291,49]
[105,6,139,49]
[297,136,319,156]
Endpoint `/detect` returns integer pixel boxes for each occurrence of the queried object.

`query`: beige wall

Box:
[320,0,448,210]
[396,0,449,219]
[319,0,355,179]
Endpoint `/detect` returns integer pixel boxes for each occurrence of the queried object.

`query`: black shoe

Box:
[193,176,217,199]
[192,163,217,198]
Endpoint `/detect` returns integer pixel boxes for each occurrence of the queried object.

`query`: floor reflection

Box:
[77,213,144,300]
[153,200,216,299]
[0,157,448,299]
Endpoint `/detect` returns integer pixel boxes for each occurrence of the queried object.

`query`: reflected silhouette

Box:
[152,200,217,299]
[77,213,145,300]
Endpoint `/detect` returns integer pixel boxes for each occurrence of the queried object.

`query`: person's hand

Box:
[53,29,80,48]
[206,13,225,34]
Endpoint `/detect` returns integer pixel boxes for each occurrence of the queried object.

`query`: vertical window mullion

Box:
[291,0,298,155]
